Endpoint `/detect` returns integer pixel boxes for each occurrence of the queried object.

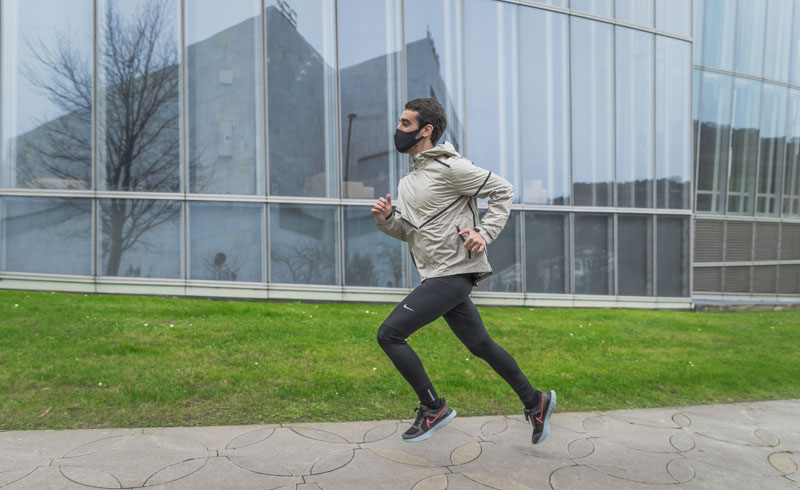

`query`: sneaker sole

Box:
[533,390,557,445]
[402,409,457,443]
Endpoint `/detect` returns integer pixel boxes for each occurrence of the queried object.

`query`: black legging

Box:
[377,273,538,408]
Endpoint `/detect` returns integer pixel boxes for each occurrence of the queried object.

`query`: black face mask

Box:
[394,127,424,153]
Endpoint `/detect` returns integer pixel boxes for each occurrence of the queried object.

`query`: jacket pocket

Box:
[455,225,471,260]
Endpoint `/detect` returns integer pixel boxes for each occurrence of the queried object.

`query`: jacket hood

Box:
[410,141,460,169]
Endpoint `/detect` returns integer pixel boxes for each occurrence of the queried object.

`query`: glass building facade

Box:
[693,0,800,299]
[0,0,794,307]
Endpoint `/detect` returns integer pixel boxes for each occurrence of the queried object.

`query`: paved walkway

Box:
[1,400,799,490]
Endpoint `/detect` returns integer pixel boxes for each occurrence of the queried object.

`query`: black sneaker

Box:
[525,390,556,445]
[401,399,456,442]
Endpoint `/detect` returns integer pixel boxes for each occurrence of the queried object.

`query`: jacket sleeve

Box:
[375,196,408,242]
[449,159,513,245]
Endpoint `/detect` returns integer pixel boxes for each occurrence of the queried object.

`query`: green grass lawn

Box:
[1,289,798,430]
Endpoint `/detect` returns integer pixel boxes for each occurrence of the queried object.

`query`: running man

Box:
[372,98,556,444]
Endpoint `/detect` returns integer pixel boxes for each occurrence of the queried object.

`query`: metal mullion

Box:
[722,0,741,216]
[653,27,657,209]
[180,0,188,284]
[569,211,575,294]
[93,0,99,280]
[179,0,187,196]
[261,0,269,285]
[520,210,527,294]
[752,82,766,217]
[332,0,345,285]
[0,1,3,189]
[338,204,345,287]
[516,2,526,294]
[183,200,189,282]
[776,221,783,291]
[0,199,5,272]
[693,68,704,215]
[460,0,467,155]
[400,0,410,290]
[261,0,268,198]
[613,213,618,296]
[612,21,617,209]
[653,214,658,296]
[693,64,800,90]
[567,13,574,208]
[516,1,523,210]
[333,0,343,200]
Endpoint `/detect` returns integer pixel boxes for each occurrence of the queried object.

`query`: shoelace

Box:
[524,408,544,424]
[411,407,425,428]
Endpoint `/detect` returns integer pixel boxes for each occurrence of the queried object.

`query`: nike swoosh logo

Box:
[403,304,414,311]
[426,407,447,428]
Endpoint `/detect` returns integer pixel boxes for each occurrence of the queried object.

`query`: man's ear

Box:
[422,123,434,139]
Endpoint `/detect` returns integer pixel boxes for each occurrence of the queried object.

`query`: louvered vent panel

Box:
[723,266,751,293]
[752,266,777,293]
[693,267,721,292]
[694,221,723,262]
[780,224,800,260]
[725,222,753,261]
[778,265,800,294]
[754,223,779,261]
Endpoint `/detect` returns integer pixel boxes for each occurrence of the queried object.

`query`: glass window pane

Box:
[728,77,761,215]
[757,83,788,216]
[763,0,794,82]
[792,2,800,85]
[98,0,181,192]
[1,197,92,275]
[616,0,654,27]
[521,7,570,205]
[525,212,569,294]
[616,27,655,208]
[344,206,406,288]
[474,210,522,292]
[656,0,691,37]
[734,0,767,77]
[464,0,519,202]
[266,0,338,197]
[189,202,264,282]
[618,215,653,296]
[186,0,264,195]
[784,89,800,216]
[338,0,403,200]
[571,18,614,207]
[657,216,690,297]
[571,0,613,17]
[269,204,339,285]
[701,0,736,71]
[656,38,692,209]
[98,199,182,278]
[696,71,733,213]
[693,0,704,64]
[574,214,613,295]
[1,0,93,190]
[404,0,465,151]
[540,0,568,6]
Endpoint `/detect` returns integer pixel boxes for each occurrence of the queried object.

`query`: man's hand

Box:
[371,194,393,220]
[458,229,486,253]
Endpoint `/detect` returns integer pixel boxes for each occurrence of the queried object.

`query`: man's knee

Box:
[377,323,405,348]
[467,337,494,359]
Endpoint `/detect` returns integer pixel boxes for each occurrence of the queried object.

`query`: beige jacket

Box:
[376,141,513,284]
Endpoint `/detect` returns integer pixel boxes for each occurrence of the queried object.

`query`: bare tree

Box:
[271,240,336,284]
[23,0,186,276]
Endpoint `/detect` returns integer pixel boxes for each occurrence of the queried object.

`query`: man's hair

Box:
[405,98,447,145]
